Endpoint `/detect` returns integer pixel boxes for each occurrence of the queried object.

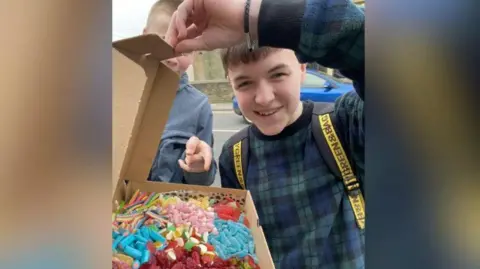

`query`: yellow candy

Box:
[204,251,216,257]
[154,242,163,248]
[114,253,133,265]
[162,197,181,207]
[187,197,210,210]
[174,227,184,238]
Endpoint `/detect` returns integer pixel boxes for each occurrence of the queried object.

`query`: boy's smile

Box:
[254,106,283,117]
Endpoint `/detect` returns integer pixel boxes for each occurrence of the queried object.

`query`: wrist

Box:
[257,0,304,49]
[248,0,261,43]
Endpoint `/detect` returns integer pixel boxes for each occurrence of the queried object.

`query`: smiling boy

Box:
[217,44,364,268]
[183,43,364,268]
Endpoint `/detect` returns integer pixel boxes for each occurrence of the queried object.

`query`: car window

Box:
[303,73,327,88]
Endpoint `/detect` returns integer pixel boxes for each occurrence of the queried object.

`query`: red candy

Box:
[185,257,198,269]
[167,241,178,249]
[211,256,229,267]
[191,251,201,265]
[137,246,253,269]
[138,263,160,269]
[154,251,170,268]
[214,205,241,222]
[204,243,215,251]
[171,263,186,269]
[174,247,187,261]
[146,242,156,254]
[246,256,261,269]
[201,255,213,265]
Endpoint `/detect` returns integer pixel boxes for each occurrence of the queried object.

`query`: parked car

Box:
[232,69,354,123]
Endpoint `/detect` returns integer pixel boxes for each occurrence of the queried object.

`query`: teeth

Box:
[259,111,275,116]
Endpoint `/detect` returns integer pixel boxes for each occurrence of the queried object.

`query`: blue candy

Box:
[149,229,166,243]
[208,218,257,260]
[135,235,148,243]
[124,246,142,259]
[140,227,150,240]
[112,233,126,251]
[140,249,151,264]
[112,230,120,239]
[119,234,135,249]
[135,241,146,251]
[248,241,254,253]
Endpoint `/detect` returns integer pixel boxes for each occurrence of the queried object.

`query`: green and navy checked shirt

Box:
[220,0,365,268]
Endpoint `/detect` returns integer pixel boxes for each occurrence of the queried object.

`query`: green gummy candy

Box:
[167,225,176,232]
[184,240,196,251]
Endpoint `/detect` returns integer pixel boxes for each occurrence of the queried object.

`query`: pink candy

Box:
[166,201,215,234]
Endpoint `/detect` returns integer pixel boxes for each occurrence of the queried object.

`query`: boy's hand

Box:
[165,0,262,54]
[178,136,212,173]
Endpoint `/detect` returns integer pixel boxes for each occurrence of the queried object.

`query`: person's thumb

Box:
[185,136,200,155]
[175,36,208,54]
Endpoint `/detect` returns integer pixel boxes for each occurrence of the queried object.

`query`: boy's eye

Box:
[271,72,287,79]
[236,81,252,89]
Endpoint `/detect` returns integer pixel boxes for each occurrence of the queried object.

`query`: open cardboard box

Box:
[112,34,275,269]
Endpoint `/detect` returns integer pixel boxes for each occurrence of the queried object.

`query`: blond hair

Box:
[146,0,182,27]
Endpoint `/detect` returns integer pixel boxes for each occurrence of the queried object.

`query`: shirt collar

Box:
[179,72,189,90]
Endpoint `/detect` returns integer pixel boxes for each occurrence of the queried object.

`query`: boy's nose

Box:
[254,81,275,106]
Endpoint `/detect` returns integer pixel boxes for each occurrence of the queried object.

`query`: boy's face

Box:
[144,11,193,74]
[227,49,306,136]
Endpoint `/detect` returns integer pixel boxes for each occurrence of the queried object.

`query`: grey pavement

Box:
[211,103,232,111]
[211,110,249,187]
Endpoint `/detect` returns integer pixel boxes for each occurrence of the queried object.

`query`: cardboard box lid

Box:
[113,34,179,188]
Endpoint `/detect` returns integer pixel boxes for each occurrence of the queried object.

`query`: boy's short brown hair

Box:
[220,43,280,78]
[146,0,182,26]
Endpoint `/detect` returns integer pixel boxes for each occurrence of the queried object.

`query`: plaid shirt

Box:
[220,0,365,268]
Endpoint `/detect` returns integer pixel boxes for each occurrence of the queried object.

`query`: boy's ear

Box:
[142,28,147,35]
[300,63,307,83]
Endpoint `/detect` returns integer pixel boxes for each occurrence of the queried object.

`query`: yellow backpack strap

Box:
[229,126,250,189]
[233,141,246,189]
[311,102,365,230]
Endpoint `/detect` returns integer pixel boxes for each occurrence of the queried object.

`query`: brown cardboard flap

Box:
[113,38,179,186]
[245,192,275,269]
[113,34,175,61]
[123,181,248,201]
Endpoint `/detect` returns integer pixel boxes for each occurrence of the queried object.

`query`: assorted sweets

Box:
[112,190,261,269]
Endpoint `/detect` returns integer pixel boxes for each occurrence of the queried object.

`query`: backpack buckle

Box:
[344,175,361,195]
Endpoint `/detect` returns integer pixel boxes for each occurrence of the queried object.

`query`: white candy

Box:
[197,244,208,255]
[175,237,185,247]
[166,231,174,240]
[190,237,200,245]
[202,232,209,242]
[166,250,176,261]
